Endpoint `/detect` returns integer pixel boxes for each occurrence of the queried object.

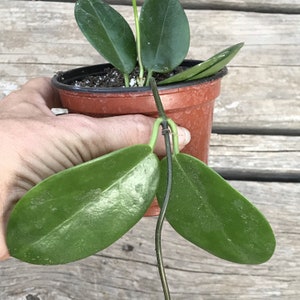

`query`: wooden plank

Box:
[209,134,300,181]
[129,0,300,13]
[1,1,299,131]
[1,2,299,67]
[31,0,300,13]
[1,181,299,299]
[2,2,299,65]
[0,0,300,66]
[214,67,300,132]
[1,2,299,299]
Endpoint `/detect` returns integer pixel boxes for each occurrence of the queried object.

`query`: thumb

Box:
[61,114,191,158]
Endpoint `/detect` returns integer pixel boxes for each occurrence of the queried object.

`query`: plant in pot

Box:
[52,0,244,216]
[6,0,276,299]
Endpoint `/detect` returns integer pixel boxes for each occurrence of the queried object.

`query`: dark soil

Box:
[72,65,186,88]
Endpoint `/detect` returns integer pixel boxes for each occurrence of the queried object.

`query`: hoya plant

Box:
[6,1,276,299]
[74,0,243,87]
[7,79,275,298]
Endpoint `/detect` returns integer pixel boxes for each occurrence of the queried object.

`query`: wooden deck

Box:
[0,0,299,299]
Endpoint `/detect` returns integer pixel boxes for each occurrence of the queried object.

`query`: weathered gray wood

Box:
[210,134,300,169]
[29,0,300,13]
[0,181,299,299]
[2,2,299,66]
[1,1,299,132]
[209,134,300,181]
[1,1,299,299]
[214,66,300,132]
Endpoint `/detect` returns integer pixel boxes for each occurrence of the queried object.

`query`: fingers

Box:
[0,77,60,118]
[22,77,61,109]
[58,114,191,159]
[0,114,190,262]
[1,77,191,155]
[177,126,191,150]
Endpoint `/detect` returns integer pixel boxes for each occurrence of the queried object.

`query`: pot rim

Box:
[52,60,227,94]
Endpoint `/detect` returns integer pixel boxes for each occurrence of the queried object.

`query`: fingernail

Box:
[177,127,191,146]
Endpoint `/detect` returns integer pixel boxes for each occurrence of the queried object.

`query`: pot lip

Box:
[51,59,227,94]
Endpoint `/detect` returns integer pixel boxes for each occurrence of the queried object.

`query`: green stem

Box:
[148,117,163,150]
[167,119,180,155]
[150,77,172,300]
[155,120,172,300]
[132,0,144,86]
[150,77,167,120]
[145,70,153,86]
[124,73,130,87]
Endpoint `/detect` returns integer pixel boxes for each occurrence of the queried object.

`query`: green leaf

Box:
[159,43,244,85]
[7,145,159,265]
[140,0,190,74]
[75,0,137,75]
[157,153,275,264]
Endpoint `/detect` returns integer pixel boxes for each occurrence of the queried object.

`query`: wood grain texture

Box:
[29,0,300,13]
[209,134,300,181]
[1,181,299,299]
[0,1,299,299]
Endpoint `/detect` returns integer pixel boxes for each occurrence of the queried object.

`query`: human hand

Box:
[0,77,191,260]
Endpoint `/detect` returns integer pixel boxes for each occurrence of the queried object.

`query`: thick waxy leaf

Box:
[75,0,137,74]
[157,153,275,264]
[140,0,190,73]
[159,43,244,85]
[7,145,159,265]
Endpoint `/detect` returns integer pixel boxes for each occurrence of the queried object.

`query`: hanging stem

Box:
[150,77,172,300]
[155,123,172,300]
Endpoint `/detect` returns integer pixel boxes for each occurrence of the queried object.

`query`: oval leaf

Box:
[157,153,275,264]
[7,145,159,265]
[75,0,137,74]
[159,43,244,85]
[140,0,190,73]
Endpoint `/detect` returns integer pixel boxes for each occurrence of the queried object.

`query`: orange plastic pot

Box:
[52,61,227,216]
